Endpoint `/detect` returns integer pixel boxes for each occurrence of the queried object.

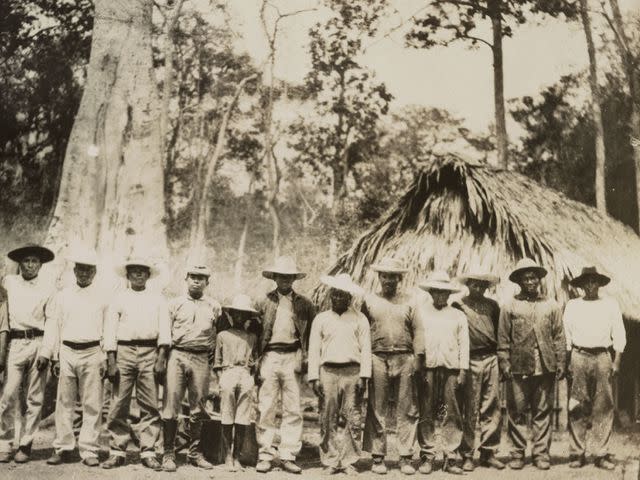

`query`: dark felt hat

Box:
[570,266,610,288]
[8,243,55,264]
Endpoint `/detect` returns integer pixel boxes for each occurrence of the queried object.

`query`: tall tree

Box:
[407,0,578,169]
[290,0,392,260]
[578,0,607,212]
[46,0,167,262]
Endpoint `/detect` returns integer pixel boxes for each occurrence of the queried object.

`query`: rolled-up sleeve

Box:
[0,299,8,334]
[41,293,61,360]
[157,295,171,347]
[611,299,626,353]
[307,313,323,381]
[410,305,425,355]
[358,314,372,378]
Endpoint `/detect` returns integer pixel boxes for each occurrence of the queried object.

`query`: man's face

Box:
[330,288,352,314]
[127,265,150,289]
[20,255,42,280]
[467,279,489,298]
[429,289,451,309]
[229,309,251,328]
[74,263,96,287]
[274,274,296,294]
[519,270,540,295]
[582,278,600,298]
[187,273,209,297]
[378,272,402,295]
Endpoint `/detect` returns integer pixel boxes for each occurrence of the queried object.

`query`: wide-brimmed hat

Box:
[262,256,306,280]
[371,256,408,274]
[509,258,547,283]
[321,273,364,296]
[185,264,211,278]
[116,257,160,279]
[419,271,461,293]
[8,243,55,264]
[223,294,258,314]
[570,266,610,288]
[67,246,99,267]
[458,271,499,286]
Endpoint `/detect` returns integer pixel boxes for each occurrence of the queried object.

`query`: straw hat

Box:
[371,256,408,274]
[262,256,306,280]
[419,271,461,293]
[185,264,211,278]
[508,258,547,283]
[67,246,99,266]
[320,273,364,296]
[458,271,499,286]
[8,243,55,264]
[570,266,610,288]
[223,294,258,314]
[116,256,160,279]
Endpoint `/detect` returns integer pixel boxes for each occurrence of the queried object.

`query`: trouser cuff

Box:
[140,451,157,459]
[80,451,99,460]
[109,450,126,458]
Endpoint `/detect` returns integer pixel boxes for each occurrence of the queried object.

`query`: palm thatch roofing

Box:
[325,155,640,320]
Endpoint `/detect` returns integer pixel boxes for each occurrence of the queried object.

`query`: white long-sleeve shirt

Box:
[2,274,54,330]
[103,288,171,351]
[41,283,110,360]
[307,308,372,381]
[416,301,469,369]
[563,296,626,353]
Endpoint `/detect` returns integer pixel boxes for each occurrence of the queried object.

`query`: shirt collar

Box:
[277,291,293,301]
[515,293,545,302]
[19,274,40,286]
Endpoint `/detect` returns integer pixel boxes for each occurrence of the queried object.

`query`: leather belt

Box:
[574,346,610,355]
[470,347,497,359]
[265,341,300,353]
[173,345,208,355]
[63,340,100,350]
[322,361,360,369]
[117,339,157,348]
[9,329,44,340]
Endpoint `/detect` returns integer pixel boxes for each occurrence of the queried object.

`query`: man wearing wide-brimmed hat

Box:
[102,257,171,471]
[563,266,625,471]
[161,264,221,472]
[254,256,315,474]
[0,243,55,463]
[498,258,565,471]
[308,273,371,475]
[455,271,504,471]
[214,294,259,472]
[38,247,107,467]
[414,271,469,475]
[361,257,424,476]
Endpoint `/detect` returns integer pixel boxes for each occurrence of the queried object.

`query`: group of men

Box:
[0,243,627,476]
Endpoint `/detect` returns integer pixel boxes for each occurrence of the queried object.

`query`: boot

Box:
[188,420,213,469]
[233,423,247,470]
[162,419,178,472]
[222,424,235,471]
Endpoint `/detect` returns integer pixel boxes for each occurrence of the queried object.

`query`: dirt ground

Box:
[1,423,639,480]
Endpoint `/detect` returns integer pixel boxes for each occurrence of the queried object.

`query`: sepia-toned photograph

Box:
[1,0,639,478]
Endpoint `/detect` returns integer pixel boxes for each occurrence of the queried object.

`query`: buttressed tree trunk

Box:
[47,0,167,263]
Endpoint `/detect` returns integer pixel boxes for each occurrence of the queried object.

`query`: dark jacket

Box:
[498,294,566,375]
[255,289,316,358]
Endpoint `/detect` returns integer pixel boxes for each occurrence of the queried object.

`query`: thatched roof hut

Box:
[328,155,640,320]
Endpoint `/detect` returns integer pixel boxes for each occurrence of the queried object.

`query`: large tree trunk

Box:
[47,0,167,264]
[580,0,607,213]
[489,0,509,169]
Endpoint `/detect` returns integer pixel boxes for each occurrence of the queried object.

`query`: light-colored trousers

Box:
[257,350,303,462]
[219,366,254,426]
[506,372,554,461]
[0,337,48,453]
[568,350,614,459]
[363,352,418,458]
[106,345,159,459]
[459,354,502,458]
[161,348,210,458]
[53,345,103,458]
[319,365,362,469]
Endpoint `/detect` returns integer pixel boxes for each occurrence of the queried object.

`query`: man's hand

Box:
[556,363,566,380]
[456,369,467,387]
[99,360,108,379]
[51,361,60,378]
[500,364,512,381]
[153,356,167,384]
[106,356,119,383]
[612,357,621,377]
[35,356,49,372]
[310,379,324,398]
[356,378,368,397]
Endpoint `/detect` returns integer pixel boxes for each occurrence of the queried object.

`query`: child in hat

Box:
[214,294,260,471]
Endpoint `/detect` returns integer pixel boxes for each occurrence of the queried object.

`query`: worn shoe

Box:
[324,466,339,474]
[162,453,177,472]
[443,458,464,475]
[509,458,525,470]
[569,456,585,468]
[371,458,388,474]
[282,460,302,474]
[534,458,550,470]
[188,454,213,470]
[233,458,243,471]
[82,457,100,467]
[141,456,162,471]
[399,457,416,475]
[0,452,11,463]
[344,465,359,476]
[101,455,124,469]
[418,458,433,474]
[595,457,616,470]
[256,460,272,473]
[14,449,30,464]
[480,454,505,470]
[462,458,475,471]
[47,452,64,465]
